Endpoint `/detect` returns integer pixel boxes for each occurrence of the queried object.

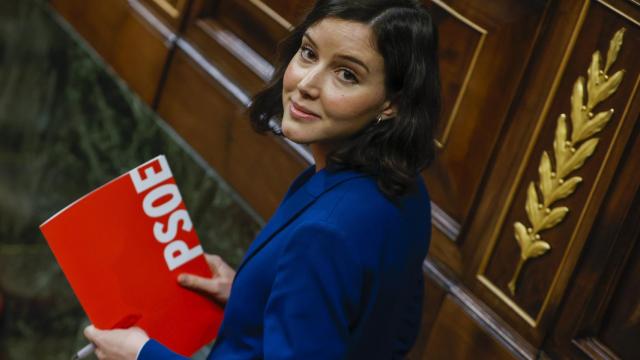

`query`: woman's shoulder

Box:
[315,173,430,235]
[332,171,429,212]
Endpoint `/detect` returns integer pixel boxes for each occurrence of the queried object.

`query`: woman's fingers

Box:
[177,253,235,304]
[84,324,94,338]
[205,254,235,276]
[205,254,223,272]
[178,273,233,305]
[205,253,236,277]
[84,324,102,344]
[178,274,222,294]
[84,325,109,359]
[82,325,149,359]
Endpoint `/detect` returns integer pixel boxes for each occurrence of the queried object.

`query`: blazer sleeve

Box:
[391,272,424,358]
[263,221,363,359]
[136,339,188,360]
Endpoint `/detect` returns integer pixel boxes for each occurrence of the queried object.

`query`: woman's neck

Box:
[310,142,336,173]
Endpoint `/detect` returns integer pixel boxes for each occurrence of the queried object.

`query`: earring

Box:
[376,114,383,124]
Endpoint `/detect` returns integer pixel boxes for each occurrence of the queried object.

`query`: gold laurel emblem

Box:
[508,28,626,296]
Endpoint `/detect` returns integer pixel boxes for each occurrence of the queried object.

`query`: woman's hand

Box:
[178,254,236,305]
[83,325,149,360]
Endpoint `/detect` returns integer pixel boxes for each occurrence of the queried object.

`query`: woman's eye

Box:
[338,69,359,84]
[299,45,315,61]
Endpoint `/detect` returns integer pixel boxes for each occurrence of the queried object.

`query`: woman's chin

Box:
[283,133,312,145]
[281,124,312,145]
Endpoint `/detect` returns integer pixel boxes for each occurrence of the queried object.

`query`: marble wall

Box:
[0,0,261,358]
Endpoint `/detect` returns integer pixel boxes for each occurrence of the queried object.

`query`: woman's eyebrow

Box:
[302,33,370,74]
[336,54,369,74]
[303,33,318,48]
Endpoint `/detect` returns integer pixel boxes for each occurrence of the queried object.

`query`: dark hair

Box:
[249,0,440,200]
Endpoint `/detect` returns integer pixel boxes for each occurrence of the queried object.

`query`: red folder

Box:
[40,155,222,356]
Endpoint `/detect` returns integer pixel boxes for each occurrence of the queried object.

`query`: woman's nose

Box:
[296,67,321,99]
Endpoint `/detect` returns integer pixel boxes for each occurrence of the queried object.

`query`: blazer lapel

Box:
[234,165,368,276]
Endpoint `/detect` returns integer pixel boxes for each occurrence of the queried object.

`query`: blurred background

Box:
[1,0,639,359]
[0,0,260,358]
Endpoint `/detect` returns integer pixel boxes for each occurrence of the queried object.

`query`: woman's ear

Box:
[380,98,398,120]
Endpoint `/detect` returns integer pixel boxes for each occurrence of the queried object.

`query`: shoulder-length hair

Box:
[249,0,441,201]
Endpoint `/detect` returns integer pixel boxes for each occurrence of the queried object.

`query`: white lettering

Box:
[164,241,203,271]
[131,156,203,271]
[143,184,181,218]
[153,209,192,243]
[130,156,172,194]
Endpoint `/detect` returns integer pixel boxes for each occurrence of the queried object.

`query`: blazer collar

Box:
[234,165,368,276]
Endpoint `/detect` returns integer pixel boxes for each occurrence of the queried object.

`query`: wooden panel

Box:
[198,0,316,64]
[422,0,548,245]
[418,260,540,359]
[208,0,315,62]
[156,48,308,218]
[422,295,517,360]
[430,2,484,149]
[140,0,190,26]
[261,0,314,25]
[51,0,130,54]
[598,238,640,359]
[51,0,174,104]
[426,224,464,274]
[179,0,314,96]
[182,18,269,93]
[543,104,640,359]
[475,0,640,343]
[213,0,288,62]
[408,270,448,360]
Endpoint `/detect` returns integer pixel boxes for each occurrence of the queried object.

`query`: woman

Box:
[84,0,440,358]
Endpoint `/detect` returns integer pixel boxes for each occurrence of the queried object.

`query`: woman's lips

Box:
[289,101,320,121]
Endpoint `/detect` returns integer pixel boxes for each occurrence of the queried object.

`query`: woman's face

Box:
[281,18,394,148]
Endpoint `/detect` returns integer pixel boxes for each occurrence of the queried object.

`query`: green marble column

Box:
[0,0,261,358]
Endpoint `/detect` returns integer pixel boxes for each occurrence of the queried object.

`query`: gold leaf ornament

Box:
[525,183,542,230]
[553,114,570,168]
[588,66,625,108]
[570,77,586,132]
[514,222,530,253]
[558,138,599,179]
[508,222,551,295]
[514,222,552,260]
[507,28,626,296]
[539,152,553,197]
[572,109,613,143]
[527,240,551,258]
[547,176,582,205]
[541,207,569,231]
[605,28,625,73]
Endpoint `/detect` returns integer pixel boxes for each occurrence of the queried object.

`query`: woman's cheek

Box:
[282,62,301,93]
[325,91,369,120]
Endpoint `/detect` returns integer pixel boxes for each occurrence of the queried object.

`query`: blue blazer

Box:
[139,165,431,359]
